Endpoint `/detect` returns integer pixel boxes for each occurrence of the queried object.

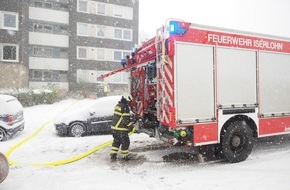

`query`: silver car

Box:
[0,95,25,141]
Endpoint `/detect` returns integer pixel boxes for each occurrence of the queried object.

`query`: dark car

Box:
[54,96,121,137]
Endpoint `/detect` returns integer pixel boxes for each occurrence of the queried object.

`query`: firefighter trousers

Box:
[111,130,130,157]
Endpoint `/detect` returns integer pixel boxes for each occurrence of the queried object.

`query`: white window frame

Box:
[114,50,122,61]
[123,29,132,40]
[114,28,132,41]
[0,44,19,62]
[96,3,106,15]
[114,28,123,39]
[33,23,53,33]
[113,5,123,17]
[97,49,105,60]
[33,47,53,57]
[78,0,88,13]
[77,47,88,59]
[31,70,53,81]
[114,50,131,61]
[96,26,106,37]
[1,11,18,31]
[77,23,88,36]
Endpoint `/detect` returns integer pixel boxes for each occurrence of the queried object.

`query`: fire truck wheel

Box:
[221,121,254,163]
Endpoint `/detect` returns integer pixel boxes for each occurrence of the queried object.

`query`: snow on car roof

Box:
[0,94,17,102]
[54,95,122,125]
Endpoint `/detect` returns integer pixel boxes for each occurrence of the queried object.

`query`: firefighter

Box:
[110,96,135,161]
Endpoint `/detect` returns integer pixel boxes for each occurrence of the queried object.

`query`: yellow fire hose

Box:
[5,100,136,167]
[34,128,135,167]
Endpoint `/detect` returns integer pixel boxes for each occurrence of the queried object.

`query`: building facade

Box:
[0,0,139,91]
[0,0,29,88]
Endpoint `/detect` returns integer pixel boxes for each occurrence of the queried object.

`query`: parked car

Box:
[0,95,25,141]
[54,95,122,137]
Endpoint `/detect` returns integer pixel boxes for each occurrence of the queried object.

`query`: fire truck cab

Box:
[100,19,290,163]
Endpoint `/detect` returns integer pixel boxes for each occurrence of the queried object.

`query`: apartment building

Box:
[0,0,139,91]
[0,0,28,88]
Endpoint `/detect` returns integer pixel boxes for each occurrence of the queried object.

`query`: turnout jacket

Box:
[111,101,133,131]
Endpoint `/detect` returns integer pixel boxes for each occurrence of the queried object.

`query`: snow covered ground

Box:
[1,97,290,190]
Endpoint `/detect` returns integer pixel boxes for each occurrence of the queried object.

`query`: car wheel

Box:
[69,122,86,137]
[221,121,254,163]
[0,152,9,183]
[0,128,7,141]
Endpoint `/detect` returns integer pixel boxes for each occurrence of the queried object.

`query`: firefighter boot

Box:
[110,153,117,162]
[122,153,137,161]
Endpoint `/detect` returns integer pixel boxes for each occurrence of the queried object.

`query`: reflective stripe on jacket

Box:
[111,102,132,131]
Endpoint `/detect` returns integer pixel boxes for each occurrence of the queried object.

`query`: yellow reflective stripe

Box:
[115,116,123,128]
[127,122,133,127]
[121,150,129,155]
[111,150,118,154]
[111,127,128,131]
[115,106,121,111]
[122,113,130,116]
[114,111,122,116]
[111,147,119,151]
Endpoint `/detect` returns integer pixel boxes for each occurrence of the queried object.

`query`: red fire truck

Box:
[99,19,290,163]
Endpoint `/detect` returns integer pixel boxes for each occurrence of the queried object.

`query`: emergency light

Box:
[169,21,190,35]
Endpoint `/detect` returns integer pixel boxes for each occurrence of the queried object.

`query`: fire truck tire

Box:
[221,121,254,163]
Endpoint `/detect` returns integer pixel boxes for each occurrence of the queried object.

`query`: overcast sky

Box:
[138,0,290,42]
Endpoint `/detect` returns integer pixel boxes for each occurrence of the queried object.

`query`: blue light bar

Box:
[169,21,190,35]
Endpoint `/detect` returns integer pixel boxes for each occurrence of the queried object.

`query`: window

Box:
[3,12,18,30]
[33,47,53,57]
[44,2,53,9]
[96,26,105,37]
[34,1,43,8]
[34,24,43,32]
[43,25,52,32]
[34,1,52,9]
[59,48,68,58]
[114,51,122,61]
[123,30,131,40]
[78,23,88,36]
[43,71,52,80]
[60,71,67,82]
[122,72,129,83]
[114,6,122,17]
[78,47,87,59]
[114,73,122,83]
[78,0,88,12]
[97,4,106,14]
[59,25,68,34]
[114,29,122,39]
[114,50,130,62]
[123,51,131,59]
[33,23,53,33]
[31,70,53,81]
[97,49,105,60]
[2,45,17,61]
[114,28,132,40]
[59,3,68,10]
[33,70,42,80]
